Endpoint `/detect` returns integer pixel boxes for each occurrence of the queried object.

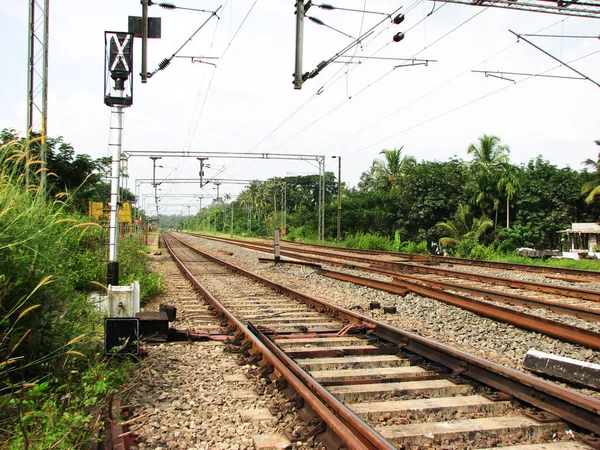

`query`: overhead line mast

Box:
[26,0,49,192]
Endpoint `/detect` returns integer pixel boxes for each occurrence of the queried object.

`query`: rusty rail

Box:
[169,232,600,436]
[163,234,390,450]
[396,262,600,302]
[193,233,600,322]
[318,267,600,351]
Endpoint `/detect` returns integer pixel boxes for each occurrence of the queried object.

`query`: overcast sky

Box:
[1,1,599,215]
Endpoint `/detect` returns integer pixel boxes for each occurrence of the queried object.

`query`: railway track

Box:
[159,232,600,449]
[184,234,600,351]
[280,238,600,282]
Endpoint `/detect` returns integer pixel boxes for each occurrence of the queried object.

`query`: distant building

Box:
[558,223,600,254]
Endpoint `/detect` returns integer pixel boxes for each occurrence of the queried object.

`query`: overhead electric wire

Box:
[315,3,391,16]
[321,16,572,154]
[238,2,405,160]
[149,1,213,13]
[308,16,357,39]
[346,48,600,159]
[147,5,222,78]
[262,2,481,155]
[186,0,260,149]
[239,0,430,162]
[183,9,222,150]
[519,33,600,39]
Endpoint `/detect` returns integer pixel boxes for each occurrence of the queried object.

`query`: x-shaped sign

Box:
[109,33,131,73]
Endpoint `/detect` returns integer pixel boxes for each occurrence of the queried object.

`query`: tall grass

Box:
[0,138,159,447]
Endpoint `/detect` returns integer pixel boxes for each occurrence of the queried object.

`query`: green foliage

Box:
[399,240,428,254]
[286,225,318,241]
[514,156,591,249]
[466,243,496,260]
[0,129,135,216]
[118,236,165,301]
[0,138,154,447]
[436,204,493,251]
[343,232,393,251]
[393,230,401,252]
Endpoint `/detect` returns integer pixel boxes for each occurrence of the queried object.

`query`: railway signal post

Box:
[104,31,134,286]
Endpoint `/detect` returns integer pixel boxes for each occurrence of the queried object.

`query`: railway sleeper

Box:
[376,415,566,448]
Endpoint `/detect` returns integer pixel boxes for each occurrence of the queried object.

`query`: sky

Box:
[1,1,599,216]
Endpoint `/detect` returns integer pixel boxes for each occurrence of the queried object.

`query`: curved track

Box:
[161,232,600,449]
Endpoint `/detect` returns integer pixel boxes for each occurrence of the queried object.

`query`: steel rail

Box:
[276,236,600,280]
[396,262,600,302]
[195,235,600,299]
[392,271,600,322]
[318,268,600,351]
[192,234,600,321]
[168,233,600,436]
[248,323,397,450]
[162,234,390,450]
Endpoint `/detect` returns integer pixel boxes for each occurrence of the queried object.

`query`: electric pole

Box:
[333,156,341,243]
[294,0,306,89]
[26,0,49,192]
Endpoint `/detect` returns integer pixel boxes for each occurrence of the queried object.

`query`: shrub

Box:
[399,240,428,254]
[343,232,393,251]
[0,138,160,447]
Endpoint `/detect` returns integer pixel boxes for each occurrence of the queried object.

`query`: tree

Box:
[497,162,521,228]
[436,204,493,250]
[581,142,600,204]
[466,134,510,225]
[371,147,416,189]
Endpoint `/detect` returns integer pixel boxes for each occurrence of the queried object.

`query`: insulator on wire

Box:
[393,32,405,42]
[159,2,176,9]
[308,16,324,25]
[319,3,334,9]
[394,14,405,24]
[158,58,171,70]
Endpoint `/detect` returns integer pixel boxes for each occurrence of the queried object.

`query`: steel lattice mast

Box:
[26,0,49,192]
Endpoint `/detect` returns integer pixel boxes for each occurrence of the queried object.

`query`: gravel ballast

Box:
[174,233,600,400]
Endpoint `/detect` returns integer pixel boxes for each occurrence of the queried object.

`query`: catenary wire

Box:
[320,16,572,154]
[345,48,600,159]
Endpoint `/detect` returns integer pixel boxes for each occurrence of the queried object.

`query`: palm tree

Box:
[497,162,520,228]
[436,204,493,248]
[371,147,416,188]
[467,134,509,172]
[581,145,600,204]
[467,134,510,225]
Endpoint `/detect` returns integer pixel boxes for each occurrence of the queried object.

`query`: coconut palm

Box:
[581,144,600,204]
[371,147,416,188]
[497,162,520,228]
[467,134,509,172]
[467,134,510,225]
[436,204,493,248]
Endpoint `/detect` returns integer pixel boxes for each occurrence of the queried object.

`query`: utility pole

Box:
[197,157,208,187]
[150,156,162,187]
[26,0,49,192]
[141,0,149,83]
[333,156,341,243]
[293,0,306,89]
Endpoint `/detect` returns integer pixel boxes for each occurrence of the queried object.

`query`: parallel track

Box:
[185,234,600,351]
[162,232,600,449]
[280,238,600,281]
